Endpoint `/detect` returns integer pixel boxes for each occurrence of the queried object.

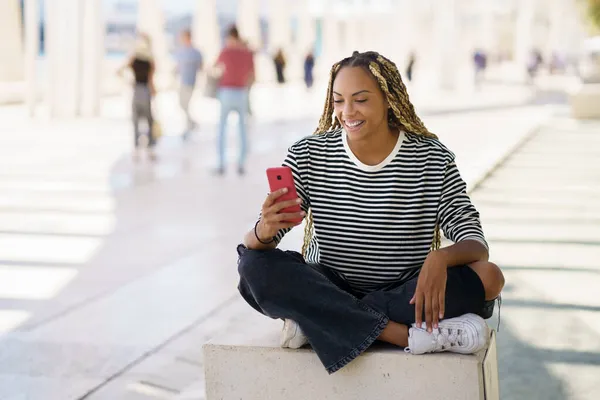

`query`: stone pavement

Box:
[0,82,567,399]
[474,117,600,400]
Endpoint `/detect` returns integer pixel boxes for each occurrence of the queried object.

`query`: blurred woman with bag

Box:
[118,33,158,162]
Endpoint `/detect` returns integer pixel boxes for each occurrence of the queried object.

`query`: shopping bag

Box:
[203,72,220,99]
[151,120,163,141]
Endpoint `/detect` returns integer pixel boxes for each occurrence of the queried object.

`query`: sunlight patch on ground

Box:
[0,310,30,334]
[0,234,102,264]
[0,265,78,300]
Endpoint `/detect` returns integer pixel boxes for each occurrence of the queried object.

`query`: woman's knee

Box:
[238,248,275,279]
[238,248,308,311]
[468,261,505,300]
[238,248,298,289]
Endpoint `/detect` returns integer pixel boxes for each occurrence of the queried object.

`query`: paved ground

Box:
[476,117,600,400]
[0,79,584,399]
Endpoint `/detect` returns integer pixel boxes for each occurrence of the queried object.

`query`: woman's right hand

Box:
[256,188,305,241]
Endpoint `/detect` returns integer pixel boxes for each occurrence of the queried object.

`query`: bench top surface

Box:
[204,316,489,363]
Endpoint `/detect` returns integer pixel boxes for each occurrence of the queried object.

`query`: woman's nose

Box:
[342,102,354,116]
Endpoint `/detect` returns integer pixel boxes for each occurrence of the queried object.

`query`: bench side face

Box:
[204,345,485,400]
[483,331,500,400]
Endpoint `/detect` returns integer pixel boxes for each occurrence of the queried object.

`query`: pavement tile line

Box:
[75,294,239,400]
[467,124,543,195]
[17,238,232,333]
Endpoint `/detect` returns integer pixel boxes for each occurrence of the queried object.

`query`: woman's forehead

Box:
[333,66,379,93]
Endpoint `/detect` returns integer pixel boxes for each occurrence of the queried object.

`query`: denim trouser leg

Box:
[236,92,248,168]
[179,84,195,130]
[217,90,231,170]
[237,247,389,374]
[361,265,486,326]
[217,88,249,170]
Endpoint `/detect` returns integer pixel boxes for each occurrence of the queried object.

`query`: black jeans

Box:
[237,245,487,374]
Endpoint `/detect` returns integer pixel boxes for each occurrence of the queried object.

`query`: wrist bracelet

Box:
[254,220,275,244]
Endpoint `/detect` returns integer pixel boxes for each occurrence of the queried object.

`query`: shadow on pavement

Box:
[501,265,600,275]
[497,325,569,400]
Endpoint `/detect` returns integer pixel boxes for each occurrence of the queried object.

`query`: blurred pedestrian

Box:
[304,51,315,89]
[405,52,416,82]
[243,39,256,116]
[526,49,543,84]
[549,51,565,75]
[274,49,286,84]
[174,29,203,140]
[473,49,487,89]
[214,25,255,175]
[118,33,158,162]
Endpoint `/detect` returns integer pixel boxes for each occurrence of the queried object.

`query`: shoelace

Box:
[496,294,502,332]
[433,328,465,351]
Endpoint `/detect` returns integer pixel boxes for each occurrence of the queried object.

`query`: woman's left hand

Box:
[410,251,448,332]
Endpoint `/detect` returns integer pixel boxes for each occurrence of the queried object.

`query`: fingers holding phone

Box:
[258,188,305,239]
[258,167,306,240]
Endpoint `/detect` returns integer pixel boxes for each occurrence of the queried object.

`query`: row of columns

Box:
[44,0,104,117]
[0,0,586,118]
[5,0,105,117]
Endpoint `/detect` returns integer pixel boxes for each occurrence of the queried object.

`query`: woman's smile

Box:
[343,119,366,132]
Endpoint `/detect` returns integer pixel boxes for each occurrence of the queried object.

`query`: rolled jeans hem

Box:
[325,313,389,374]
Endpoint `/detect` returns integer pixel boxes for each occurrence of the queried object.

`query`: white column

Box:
[24,0,39,115]
[343,16,363,55]
[432,0,457,90]
[268,0,292,53]
[296,0,316,55]
[137,0,172,89]
[321,9,342,71]
[546,0,566,55]
[80,0,104,117]
[0,0,24,82]
[514,0,535,79]
[394,0,418,69]
[46,0,82,117]
[193,0,220,64]
[237,0,262,51]
[364,17,385,54]
[480,0,495,52]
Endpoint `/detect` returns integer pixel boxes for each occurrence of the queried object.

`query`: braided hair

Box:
[302,51,441,256]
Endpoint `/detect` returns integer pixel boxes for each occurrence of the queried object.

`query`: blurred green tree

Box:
[587,0,600,30]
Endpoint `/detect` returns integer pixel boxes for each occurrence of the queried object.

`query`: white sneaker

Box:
[280,319,308,349]
[405,313,489,355]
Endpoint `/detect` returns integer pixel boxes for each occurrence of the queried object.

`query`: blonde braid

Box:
[302,51,442,257]
[314,63,342,135]
[301,209,314,256]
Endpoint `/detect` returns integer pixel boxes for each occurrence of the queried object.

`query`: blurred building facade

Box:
[0,0,588,117]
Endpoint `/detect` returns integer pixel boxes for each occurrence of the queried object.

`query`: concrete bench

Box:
[569,84,600,119]
[203,319,499,400]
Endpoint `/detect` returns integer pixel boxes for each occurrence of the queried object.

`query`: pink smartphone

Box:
[266,166,303,223]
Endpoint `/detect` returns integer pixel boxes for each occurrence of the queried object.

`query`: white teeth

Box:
[345,121,363,127]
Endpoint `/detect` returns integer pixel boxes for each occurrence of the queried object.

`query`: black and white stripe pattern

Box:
[274,129,487,294]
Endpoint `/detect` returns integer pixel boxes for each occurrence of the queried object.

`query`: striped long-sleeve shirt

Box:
[274,128,488,294]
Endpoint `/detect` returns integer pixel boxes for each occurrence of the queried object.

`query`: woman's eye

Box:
[355,99,367,103]
[333,100,343,104]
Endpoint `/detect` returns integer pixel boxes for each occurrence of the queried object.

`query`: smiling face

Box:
[332,66,389,142]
